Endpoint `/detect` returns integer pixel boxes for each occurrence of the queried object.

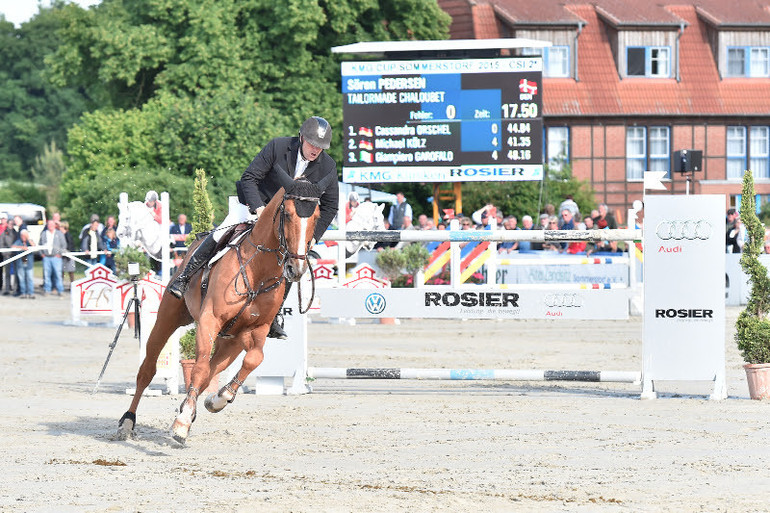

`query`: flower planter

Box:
[180,359,220,395]
[744,363,770,400]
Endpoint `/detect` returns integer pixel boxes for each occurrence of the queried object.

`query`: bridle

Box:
[219,192,320,337]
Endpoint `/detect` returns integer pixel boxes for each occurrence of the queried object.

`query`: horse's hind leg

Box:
[116,297,191,440]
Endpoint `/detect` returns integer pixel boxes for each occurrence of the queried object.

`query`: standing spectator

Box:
[170,213,191,271]
[170,213,192,249]
[726,209,746,254]
[558,195,580,219]
[726,208,741,253]
[145,190,163,224]
[103,228,120,273]
[39,219,66,297]
[101,215,117,238]
[81,219,106,265]
[388,192,413,230]
[0,212,14,294]
[80,214,104,241]
[13,229,36,299]
[593,203,617,230]
[60,221,77,286]
[51,212,62,229]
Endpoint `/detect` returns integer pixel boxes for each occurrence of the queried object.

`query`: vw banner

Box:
[642,194,726,399]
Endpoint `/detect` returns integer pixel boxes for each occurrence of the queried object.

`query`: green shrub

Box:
[113,245,153,280]
[735,170,770,363]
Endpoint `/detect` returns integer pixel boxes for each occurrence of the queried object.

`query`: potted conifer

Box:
[735,170,770,399]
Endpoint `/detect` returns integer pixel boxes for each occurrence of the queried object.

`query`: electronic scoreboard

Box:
[340,57,543,184]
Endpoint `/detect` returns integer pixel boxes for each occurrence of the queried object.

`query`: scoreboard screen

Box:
[340,57,543,184]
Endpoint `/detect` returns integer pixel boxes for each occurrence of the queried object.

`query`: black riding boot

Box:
[167,234,218,299]
[267,282,291,339]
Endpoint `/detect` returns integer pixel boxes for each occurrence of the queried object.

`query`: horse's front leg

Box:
[203,334,251,413]
[170,314,218,443]
[205,325,268,413]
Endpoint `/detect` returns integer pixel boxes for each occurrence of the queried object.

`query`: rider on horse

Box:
[167,116,339,339]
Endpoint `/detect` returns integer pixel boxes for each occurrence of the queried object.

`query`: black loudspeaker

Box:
[673,149,702,173]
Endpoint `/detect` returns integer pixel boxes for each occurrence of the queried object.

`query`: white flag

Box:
[643,171,668,191]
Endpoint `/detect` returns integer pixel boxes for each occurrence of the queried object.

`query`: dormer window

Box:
[727,47,770,77]
[522,45,571,78]
[627,46,670,77]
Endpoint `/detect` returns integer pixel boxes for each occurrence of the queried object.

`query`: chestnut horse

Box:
[116,179,323,443]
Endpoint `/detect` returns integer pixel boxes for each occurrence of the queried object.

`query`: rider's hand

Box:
[253,206,265,218]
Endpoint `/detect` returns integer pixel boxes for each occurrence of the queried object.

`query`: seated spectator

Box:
[542,216,562,252]
[518,215,535,252]
[498,216,519,254]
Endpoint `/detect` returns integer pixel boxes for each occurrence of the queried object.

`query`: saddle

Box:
[199,222,253,299]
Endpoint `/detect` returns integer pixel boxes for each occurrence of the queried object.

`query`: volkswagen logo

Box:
[544,293,584,308]
[365,292,387,315]
[655,220,712,241]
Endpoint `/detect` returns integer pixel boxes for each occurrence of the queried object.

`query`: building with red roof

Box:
[439,0,770,219]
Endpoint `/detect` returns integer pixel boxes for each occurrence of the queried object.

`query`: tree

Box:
[32,140,66,211]
[50,0,451,229]
[0,3,91,182]
[188,169,214,245]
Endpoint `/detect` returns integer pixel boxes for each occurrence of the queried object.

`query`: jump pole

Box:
[308,367,641,383]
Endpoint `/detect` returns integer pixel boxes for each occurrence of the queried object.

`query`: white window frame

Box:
[727,126,747,180]
[727,46,770,77]
[750,126,770,180]
[546,127,569,170]
[626,127,647,180]
[649,127,670,177]
[626,46,671,78]
[545,46,570,78]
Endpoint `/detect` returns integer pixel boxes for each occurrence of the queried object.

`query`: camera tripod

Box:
[92,276,141,394]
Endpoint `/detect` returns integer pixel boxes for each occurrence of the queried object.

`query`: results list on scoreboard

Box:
[340,58,543,183]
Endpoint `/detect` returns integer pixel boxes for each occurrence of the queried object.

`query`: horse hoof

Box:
[116,412,136,440]
[171,418,190,444]
[204,390,231,413]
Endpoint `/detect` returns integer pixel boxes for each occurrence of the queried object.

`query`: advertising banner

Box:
[318,287,629,320]
[642,195,725,399]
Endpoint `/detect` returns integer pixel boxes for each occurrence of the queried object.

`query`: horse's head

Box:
[275,180,322,282]
[346,201,386,254]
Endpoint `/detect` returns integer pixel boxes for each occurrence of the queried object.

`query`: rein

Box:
[218,193,319,337]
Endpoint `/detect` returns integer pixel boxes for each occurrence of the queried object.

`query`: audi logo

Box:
[364,292,387,315]
[655,220,712,241]
[544,293,584,308]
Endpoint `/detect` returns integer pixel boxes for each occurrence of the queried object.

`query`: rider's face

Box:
[301,139,323,162]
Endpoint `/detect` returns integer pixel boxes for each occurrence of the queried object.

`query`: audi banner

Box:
[317,288,629,320]
[642,194,726,399]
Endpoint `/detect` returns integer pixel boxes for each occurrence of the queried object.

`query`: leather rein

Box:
[218,193,319,338]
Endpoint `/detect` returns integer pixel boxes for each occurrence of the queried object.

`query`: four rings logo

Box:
[364,292,387,315]
[655,220,712,241]
[544,293,584,308]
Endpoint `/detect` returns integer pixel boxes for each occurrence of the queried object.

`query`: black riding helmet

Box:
[299,116,332,149]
